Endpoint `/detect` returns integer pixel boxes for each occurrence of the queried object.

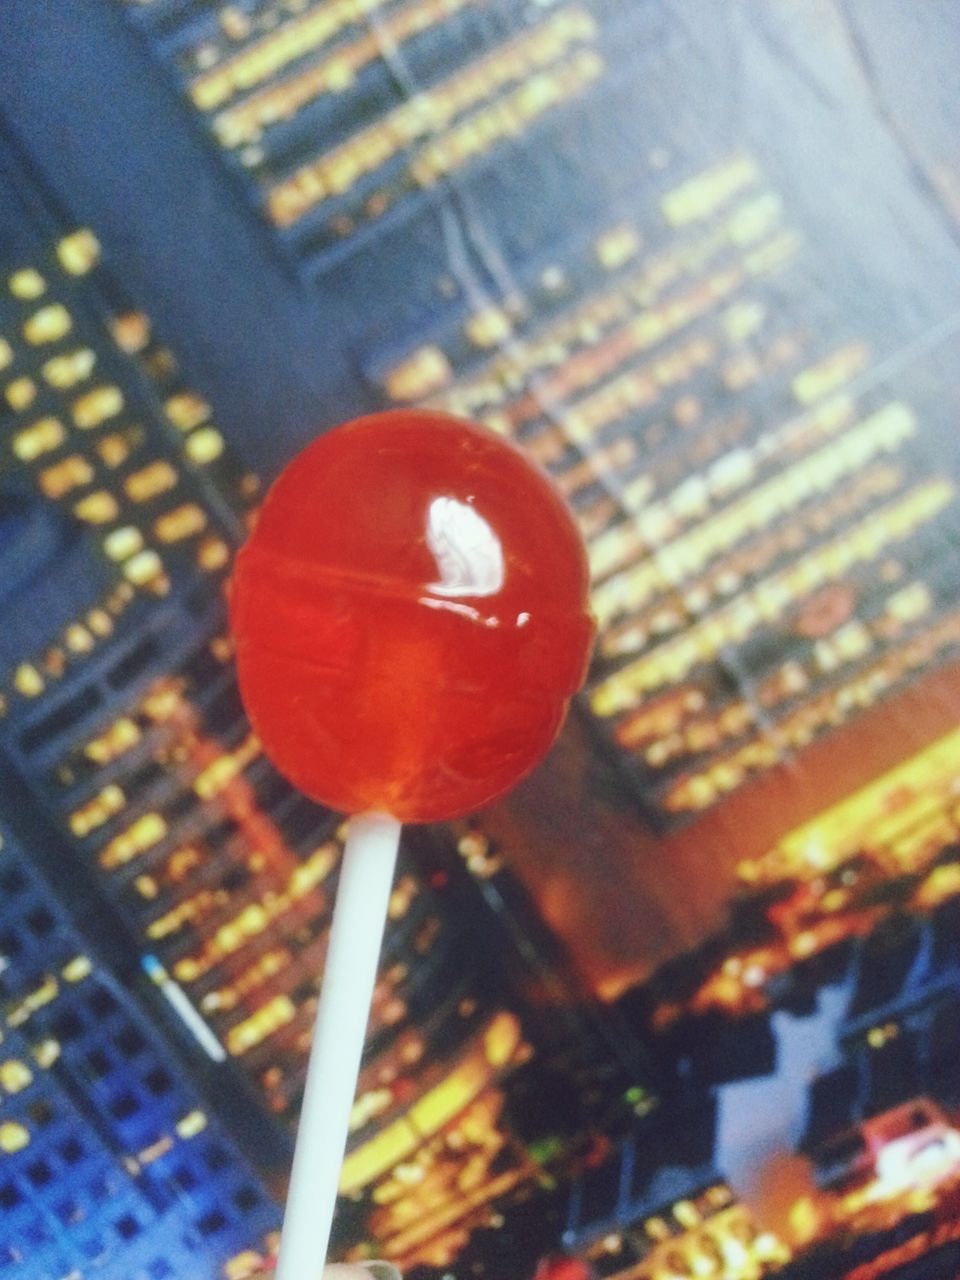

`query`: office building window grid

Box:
[0,823,280,1278]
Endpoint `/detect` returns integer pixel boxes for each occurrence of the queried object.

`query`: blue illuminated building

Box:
[2,2,960,1277]
[0,806,280,1279]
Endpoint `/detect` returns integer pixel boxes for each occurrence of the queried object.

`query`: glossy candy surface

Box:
[230,411,594,822]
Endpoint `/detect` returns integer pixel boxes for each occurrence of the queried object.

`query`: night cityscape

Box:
[1,2,960,1277]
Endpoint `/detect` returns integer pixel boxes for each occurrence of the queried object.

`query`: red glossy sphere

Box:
[229,410,594,822]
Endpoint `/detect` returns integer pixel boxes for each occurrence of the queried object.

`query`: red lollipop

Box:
[229,411,593,1280]
[230,409,593,821]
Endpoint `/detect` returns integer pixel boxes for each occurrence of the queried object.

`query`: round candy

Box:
[229,410,594,822]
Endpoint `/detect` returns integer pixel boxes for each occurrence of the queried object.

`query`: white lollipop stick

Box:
[275,812,402,1280]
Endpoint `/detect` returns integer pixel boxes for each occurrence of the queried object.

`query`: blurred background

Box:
[1,1,960,1277]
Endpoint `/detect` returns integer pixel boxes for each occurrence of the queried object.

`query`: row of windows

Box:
[1,228,250,714]
[264,9,599,229]
[366,147,960,821]
[0,829,281,1274]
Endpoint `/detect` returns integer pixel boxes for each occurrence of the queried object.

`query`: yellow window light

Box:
[32,1040,60,1070]
[0,1060,33,1095]
[23,303,72,344]
[175,1109,208,1140]
[100,812,168,870]
[5,376,37,411]
[64,623,94,654]
[42,347,96,389]
[69,784,126,837]
[96,428,143,468]
[184,427,224,463]
[384,346,451,401]
[61,955,93,983]
[464,308,512,349]
[103,526,144,561]
[8,976,59,1027]
[57,229,100,275]
[40,454,94,499]
[12,417,65,461]
[73,491,120,524]
[0,1123,30,1154]
[123,549,165,586]
[661,155,758,226]
[165,391,211,431]
[0,338,11,371]
[86,607,113,636]
[13,664,44,698]
[595,224,641,270]
[83,718,141,765]
[197,537,230,573]
[225,1254,265,1280]
[110,311,150,354]
[154,503,207,543]
[226,995,296,1056]
[9,268,46,300]
[124,460,178,502]
[72,384,124,428]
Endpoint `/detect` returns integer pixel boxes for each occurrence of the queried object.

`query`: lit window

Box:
[84,718,141,764]
[100,812,168,869]
[103,526,143,561]
[124,549,165,587]
[0,1060,33,1094]
[64,623,94,654]
[5,376,36,410]
[465,308,512,349]
[23,304,72,344]
[69,784,126,837]
[226,996,296,1056]
[175,1110,207,1140]
[32,1041,60,1070]
[165,392,210,431]
[73,491,120,524]
[72,385,124,428]
[0,337,13,370]
[0,1122,30,1154]
[9,268,45,299]
[111,311,150,354]
[154,504,207,543]
[197,537,230,572]
[42,347,96,389]
[57,229,100,275]
[124,460,178,502]
[42,647,66,679]
[484,1012,521,1067]
[12,417,65,461]
[661,156,758,226]
[595,224,640,269]
[674,1199,700,1228]
[96,427,143,468]
[39,454,94,499]
[61,955,92,983]
[384,347,451,401]
[185,427,224,463]
[13,664,44,697]
[87,608,113,636]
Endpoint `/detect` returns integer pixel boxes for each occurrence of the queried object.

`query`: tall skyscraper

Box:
[0,800,280,1280]
[2,2,960,1276]
[109,0,960,827]
[0,121,647,1275]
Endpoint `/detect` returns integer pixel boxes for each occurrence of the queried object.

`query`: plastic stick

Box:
[275,813,402,1280]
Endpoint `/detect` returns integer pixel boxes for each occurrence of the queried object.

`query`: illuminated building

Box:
[0,127,650,1273]
[0,806,280,1278]
[3,2,959,1274]
[20,3,957,831]
[564,1167,790,1280]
